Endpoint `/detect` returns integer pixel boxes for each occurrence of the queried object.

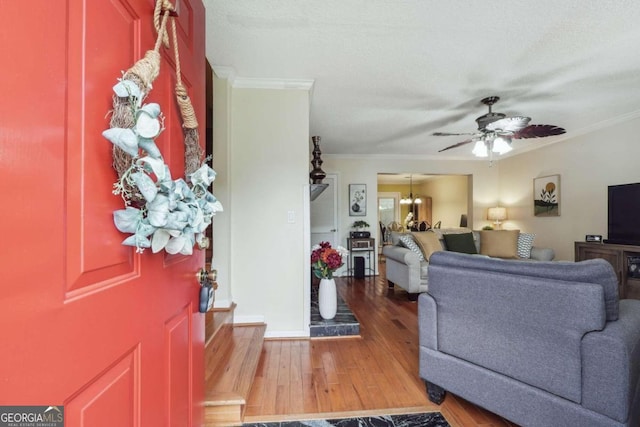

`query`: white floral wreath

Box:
[103,79,222,255]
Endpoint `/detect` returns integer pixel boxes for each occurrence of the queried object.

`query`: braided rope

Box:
[110,7,171,198]
[111,0,202,183]
[169,13,202,176]
[124,50,161,92]
[153,0,173,48]
[170,19,198,130]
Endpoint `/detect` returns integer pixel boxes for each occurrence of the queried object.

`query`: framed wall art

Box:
[349,184,366,216]
[533,174,560,217]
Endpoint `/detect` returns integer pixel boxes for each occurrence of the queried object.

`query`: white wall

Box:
[213,73,312,337]
[211,71,232,308]
[232,87,310,336]
[497,115,640,261]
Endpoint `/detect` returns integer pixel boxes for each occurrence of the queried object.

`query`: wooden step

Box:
[204,323,266,426]
[205,303,237,349]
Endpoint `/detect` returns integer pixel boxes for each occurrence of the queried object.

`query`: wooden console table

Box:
[575,241,640,300]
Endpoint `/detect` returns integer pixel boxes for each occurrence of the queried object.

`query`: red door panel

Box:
[65,348,140,427]
[0,1,206,425]
[165,306,193,425]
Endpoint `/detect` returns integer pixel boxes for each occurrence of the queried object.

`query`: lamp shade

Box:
[487,207,507,222]
[472,140,488,157]
[492,137,513,154]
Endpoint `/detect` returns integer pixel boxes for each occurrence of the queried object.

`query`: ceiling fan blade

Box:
[485,116,531,132]
[433,132,476,136]
[512,124,566,139]
[438,139,474,152]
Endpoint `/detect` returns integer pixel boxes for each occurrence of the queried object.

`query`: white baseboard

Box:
[213,298,232,309]
[264,330,310,339]
[234,315,266,324]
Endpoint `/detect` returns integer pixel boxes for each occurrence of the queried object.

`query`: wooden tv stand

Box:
[575,241,640,300]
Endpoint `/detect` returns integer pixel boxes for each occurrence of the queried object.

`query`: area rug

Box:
[242,412,449,426]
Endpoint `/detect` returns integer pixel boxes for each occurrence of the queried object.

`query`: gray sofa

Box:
[419,251,640,427]
[382,228,555,300]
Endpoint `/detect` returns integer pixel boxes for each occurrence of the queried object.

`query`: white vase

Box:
[318,278,337,320]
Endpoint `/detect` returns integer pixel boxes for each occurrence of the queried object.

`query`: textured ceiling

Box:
[204,0,640,160]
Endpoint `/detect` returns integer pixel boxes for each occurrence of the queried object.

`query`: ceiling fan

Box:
[434,96,566,158]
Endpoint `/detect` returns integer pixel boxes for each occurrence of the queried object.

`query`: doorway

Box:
[377,173,471,230]
[310,173,339,251]
[377,192,399,243]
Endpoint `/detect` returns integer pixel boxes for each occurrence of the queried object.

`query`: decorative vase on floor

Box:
[318,278,337,320]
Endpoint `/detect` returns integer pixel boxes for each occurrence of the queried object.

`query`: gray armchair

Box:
[419,251,640,427]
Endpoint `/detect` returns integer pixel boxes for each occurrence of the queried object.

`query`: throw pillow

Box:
[443,232,478,254]
[517,233,536,259]
[411,231,443,261]
[398,235,425,261]
[480,230,520,258]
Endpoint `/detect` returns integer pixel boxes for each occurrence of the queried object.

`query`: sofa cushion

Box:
[517,232,536,259]
[430,251,619,321]
[530,246,555,261]
[443,232,478,254]
[411,231,443,261]
[480,229,519,258]
[398,235,425,261]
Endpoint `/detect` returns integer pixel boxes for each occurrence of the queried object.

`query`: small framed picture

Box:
[349,184,366,216]
[533,174,560,217]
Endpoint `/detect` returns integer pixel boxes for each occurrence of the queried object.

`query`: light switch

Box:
[287,210,295,223]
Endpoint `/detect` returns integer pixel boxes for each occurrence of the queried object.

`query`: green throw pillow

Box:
[443,232,478,254]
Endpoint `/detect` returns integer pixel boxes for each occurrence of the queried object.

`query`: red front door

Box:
[0,1,206,425]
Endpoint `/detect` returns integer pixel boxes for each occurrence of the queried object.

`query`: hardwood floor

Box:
[243,266,517,426]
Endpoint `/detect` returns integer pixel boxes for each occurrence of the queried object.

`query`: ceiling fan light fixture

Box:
[472,140,488,157]
[435,96,566,161]
[492,136,513,154]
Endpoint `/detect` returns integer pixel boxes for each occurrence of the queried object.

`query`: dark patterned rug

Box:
[242,412,449,426]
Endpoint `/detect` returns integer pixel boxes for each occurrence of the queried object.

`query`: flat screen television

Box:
[606,183,640,245]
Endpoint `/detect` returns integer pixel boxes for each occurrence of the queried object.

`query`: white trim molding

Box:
[233,77,314,91]
[213,298,233,309]
[212,65,236,83]
[233,315,266,325]
[264,330,310,339]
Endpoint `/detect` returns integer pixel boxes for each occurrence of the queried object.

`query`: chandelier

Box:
[400,175,422,205]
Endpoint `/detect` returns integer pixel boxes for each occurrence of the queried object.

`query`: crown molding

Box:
[232,77,314,91]
[322,153,452,161]
[210,66,315,105]
[212,65,236,83]
[568,108,640,138]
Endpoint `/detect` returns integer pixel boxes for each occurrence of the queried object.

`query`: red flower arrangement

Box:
[311,241,348,279]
